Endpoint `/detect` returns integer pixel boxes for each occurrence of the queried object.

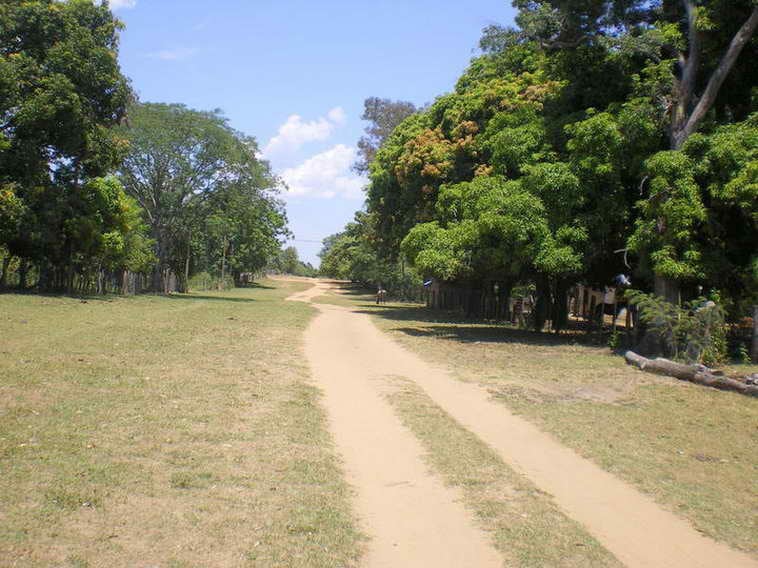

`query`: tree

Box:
[354,97,418,175]
[118,103,282,291]
[0,0,133,290]
[202,181,289,287]
[333,0,756,344]
[0,185,25,287]
[649,1,757,302]
[667,1,758,149]
[271,246,316,277]
[486,1,758,303]
[318,213,421,297]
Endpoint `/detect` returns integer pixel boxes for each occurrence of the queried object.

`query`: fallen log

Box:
[624,351,758,397]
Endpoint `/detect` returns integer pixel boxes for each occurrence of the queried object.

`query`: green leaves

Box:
[0,185,26,244]
[403,221,479,281]
[0,0,129,183]
[118,102,286,280]
[629,150,706,280]
[688,115,758,220]
[0,0,139,288]
[401,173,586,282]
[626,289,727,363]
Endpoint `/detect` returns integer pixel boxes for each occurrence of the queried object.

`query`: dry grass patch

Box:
[0,280,362,567]
[320,284,758,557]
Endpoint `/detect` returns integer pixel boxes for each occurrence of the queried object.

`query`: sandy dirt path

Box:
[291,281,502,567]
[291,280,756,568]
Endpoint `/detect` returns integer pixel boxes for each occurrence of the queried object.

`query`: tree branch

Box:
[679,0,699,113]
[675,6,758,148]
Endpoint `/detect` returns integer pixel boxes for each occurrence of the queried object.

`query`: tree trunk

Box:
[18,259,28,290]
[0,255,11,289]
[654,275,680,304]
[151,223,168,293]
[752,305,758,363]
[533,277,549,332]
[671,5,758,149]
[219,238,227,290]
[625,351,758,396]
[183,229,191,293]
[553,280,569,332]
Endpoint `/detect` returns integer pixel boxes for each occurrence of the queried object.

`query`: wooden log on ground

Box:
[624,351,758,397]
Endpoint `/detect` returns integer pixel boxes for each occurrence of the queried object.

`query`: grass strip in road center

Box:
[383,378,622,567]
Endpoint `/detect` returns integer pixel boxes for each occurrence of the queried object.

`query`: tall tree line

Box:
[0,0,288,293]
[322,0,757,328]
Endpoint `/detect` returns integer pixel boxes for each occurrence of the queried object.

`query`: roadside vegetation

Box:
[315,284,758,557]
[320,1,758,361]
[0,1,289,295]
[269,247,318,278]
[0,279,363,567]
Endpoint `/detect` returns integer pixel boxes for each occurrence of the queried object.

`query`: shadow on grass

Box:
[0,285,271,303]
[0,289,120,303]
[393,324,586,347]
[356,305,607,348]
[237,282,275,289]
[329,280,607,348]
[166,294,257,304]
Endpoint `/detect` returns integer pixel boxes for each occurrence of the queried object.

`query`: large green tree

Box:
[358,0,757,335]
[485,0,758,303]
[0,0,138,290]
[118,103,286,291]
[201,180,289,286]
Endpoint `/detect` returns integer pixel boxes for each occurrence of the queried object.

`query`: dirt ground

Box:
[293,279,757,568]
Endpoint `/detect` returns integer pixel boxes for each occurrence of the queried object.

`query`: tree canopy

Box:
[118,103,288,291]
[354,98,419,175]
[0,0,144,291]
[0,1,292,293]
[332,0,757,325]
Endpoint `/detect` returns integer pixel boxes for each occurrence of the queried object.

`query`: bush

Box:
[735,343,751,364]
[626,290,726,364]
[608,330,621,351]
[188,272,234,291]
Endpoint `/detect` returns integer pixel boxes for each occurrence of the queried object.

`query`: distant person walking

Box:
[376,285,387,305]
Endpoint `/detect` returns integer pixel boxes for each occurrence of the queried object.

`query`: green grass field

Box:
[317,284,758,558]
[0,280,363,567]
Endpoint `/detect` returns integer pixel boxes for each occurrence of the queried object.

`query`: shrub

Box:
[188,272,234,291]
[608,330,621,351]
[626,290,726,364]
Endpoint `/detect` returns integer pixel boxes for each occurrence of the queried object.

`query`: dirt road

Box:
[291,281,502,567]
[291,281,756,568]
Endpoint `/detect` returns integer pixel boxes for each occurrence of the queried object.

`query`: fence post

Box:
[752,305,758,363]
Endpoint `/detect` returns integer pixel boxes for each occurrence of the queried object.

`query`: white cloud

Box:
[148,47,199,61]
[262,107,346,157]
[281,144,366,199]
[327,107,346,125]
[108,0,137,9]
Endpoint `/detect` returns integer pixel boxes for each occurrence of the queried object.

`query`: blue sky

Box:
[113,0,516,265]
